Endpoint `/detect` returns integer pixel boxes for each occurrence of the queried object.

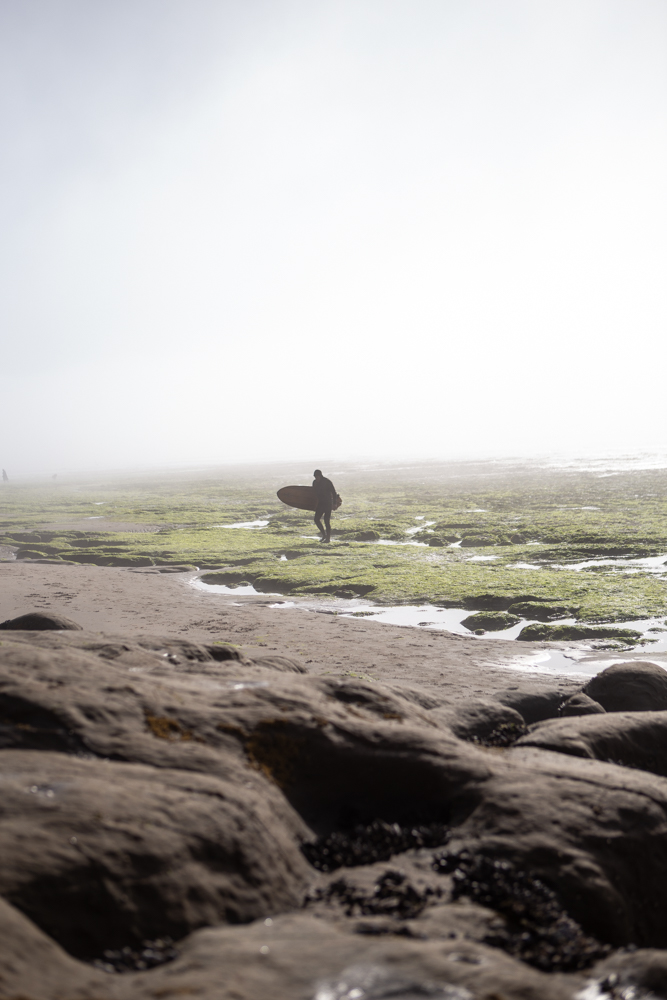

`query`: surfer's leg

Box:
[323,510,331,542]
[314,508,326,538]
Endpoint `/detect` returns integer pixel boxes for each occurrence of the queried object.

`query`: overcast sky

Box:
[1,0,665,474]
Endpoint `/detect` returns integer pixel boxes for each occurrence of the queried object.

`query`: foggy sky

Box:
[1,0,666,474]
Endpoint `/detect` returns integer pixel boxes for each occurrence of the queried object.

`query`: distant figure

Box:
[312,469,339,543]
[1,469,7,482]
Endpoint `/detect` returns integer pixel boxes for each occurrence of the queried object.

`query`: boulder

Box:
[0,612,83,631]
[517,623,642,643]
[250,655,308,674]
[460,534,499,547]
[354,530,380,542]
[559,693,606,717]
[507,602,578,622]
[584,661,667,712]
[0,902,580,1000]
[6,631,667,994]
[461,612,520,632]
[0,750,311,959]
[515,710,667,777]
[498,687,571,724]
[427,536,445,546]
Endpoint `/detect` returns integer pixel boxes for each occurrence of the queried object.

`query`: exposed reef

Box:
[3,623,667,997]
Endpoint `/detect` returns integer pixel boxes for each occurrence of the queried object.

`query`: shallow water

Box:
[191,579,278,596]
[193,579,667,677]
[213,519,270,530]
[552,552,667,574]
[405,519,435,536]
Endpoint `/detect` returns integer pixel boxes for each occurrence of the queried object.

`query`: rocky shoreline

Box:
[2,611,667,998]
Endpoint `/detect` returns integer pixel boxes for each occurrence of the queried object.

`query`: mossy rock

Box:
[14,542,71,556]
[463,594,545,612]
[517,623,642,643]
[460,534,498,548]
[461,611,521,632]
[460,533,510,548]
[15,548,52,560]
[354,530,380,542]
[508,602,579,622]
[427,537,445,547]
[64,552,154,567]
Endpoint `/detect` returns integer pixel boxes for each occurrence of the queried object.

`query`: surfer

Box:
[313,469,337,543]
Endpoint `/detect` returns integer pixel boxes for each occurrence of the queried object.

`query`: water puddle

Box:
[190,579,278,597]
[405,519,435,536]
[552,553,667,574]
[375,539,429,548]
[193,576,667,677]
[213,519,270,530]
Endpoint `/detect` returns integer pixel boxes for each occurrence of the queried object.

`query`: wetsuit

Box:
[313,475,337,541]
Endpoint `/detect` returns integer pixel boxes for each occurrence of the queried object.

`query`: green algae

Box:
[517,623,643,643]
[460,611,521,631]
[1,461,667,624]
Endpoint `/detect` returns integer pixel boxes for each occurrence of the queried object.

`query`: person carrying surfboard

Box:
[313,469,339,543]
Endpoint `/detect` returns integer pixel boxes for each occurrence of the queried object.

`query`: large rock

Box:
[0,900,581,1000]
[517,623,642,642]
[461,611,520,632]
[584,661,667,712]
[0,612,83,630]
[559,693,606,717]
[6,630,667,995]
[497,686,571,724]
[0,750,311,959]
[515,710,667,777]
[507,601,578,622]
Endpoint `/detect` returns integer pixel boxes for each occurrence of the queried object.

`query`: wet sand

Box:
[0,560,641,704]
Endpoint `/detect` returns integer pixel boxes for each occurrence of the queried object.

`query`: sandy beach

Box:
[0,558,647,704]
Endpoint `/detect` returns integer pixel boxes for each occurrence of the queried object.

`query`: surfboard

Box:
[277,486,319,511]
[277,486,342,512]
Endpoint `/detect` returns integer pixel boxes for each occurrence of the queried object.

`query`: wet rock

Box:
[433,698,527,746]
[250,654,308,674]
[507,601,578,621]
[589,947,667,998]
[517,623,642,643]
[354,530,380,542]
[497,686,573,725]
[460,534,501,547]
[515,710,667,777]
[584,661,667,712]
[559,693,606,717]
[109,912,580,999]
[454,745,667,947]
[462,593,547,612]
[14,547,52,559]
[0,750,311,959]
[434,850,609,971]
[6,630,667,997]
[0,894,108,999]
[0,612,83,631]
[460,611,520,632]
[427,536,445,546]
[92,936,178,974]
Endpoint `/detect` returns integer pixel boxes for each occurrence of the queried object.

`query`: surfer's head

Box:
[313,469,322,478]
